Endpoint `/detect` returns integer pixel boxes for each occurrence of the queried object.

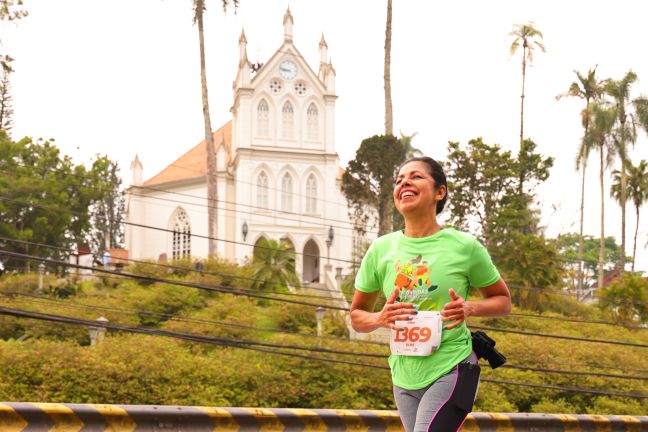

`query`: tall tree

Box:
[445,137,552,244]
[584,103,617,291]
[0,133,117,270]
[191,0,238,257]
[508,22,545,150]
[0,62,14,134]
[384,0,393,135]
[89,158,125,256]
[611,160,648,272]
[341,135,406,236]
[605,71,648,271]
[556,67,604,297]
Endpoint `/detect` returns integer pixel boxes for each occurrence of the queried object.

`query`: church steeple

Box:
[319,33,328,64]
[283,7,294,42]
[236,28,251,86]
[130,154,143,187]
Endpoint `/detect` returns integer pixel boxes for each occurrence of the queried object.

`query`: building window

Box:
[172,208,191,260]
[305,173,317,213]
[281,172,293,212]
[282,101,294,139]
[307,103,319,141]
[257,171,269,209]
[257,99,269,137]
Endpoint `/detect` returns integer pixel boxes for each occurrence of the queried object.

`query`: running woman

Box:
[350,156,511,432]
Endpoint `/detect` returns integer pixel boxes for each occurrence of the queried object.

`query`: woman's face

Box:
[393,161,445,216]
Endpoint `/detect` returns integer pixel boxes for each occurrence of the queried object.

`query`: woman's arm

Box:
[441,278,511,329]
[350,287,417,332]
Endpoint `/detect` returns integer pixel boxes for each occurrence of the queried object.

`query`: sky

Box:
[2,0,648,273]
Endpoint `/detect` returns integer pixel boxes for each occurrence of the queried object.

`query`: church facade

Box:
[125,9,360,283]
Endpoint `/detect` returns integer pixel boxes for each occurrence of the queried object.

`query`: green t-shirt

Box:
[355,228,500,390]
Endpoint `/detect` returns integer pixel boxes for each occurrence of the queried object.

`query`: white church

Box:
[125,9,364,284]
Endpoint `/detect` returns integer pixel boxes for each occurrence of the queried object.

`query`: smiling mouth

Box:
[400,191,417,200]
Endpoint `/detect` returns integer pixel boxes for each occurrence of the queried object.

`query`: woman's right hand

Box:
[378,287,417,330]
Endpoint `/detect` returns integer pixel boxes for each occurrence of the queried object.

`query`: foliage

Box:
[89,158,125,254]
[555,233,628,289]
[445,138,553,242]
[0,61,13,133]
[492,233,564,311]
[0,133,121,269]
[251,238,300,299]
[599,273,648,323]
[0,269,647,413]
[341,135,406,236]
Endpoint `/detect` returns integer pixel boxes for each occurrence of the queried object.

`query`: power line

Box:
[0,195,361,266]
[7,233,646,331]
[472,324,648,349]
[0,250,348,311]
[5,290,647,382]
[0,235,348,298]
[0,304,645,400]
[0,290,386,346]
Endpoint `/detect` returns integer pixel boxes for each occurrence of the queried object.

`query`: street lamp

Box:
[242,221,249,242]
[88,316,109,346]
[325,226,334,264]
[315,306,325,336]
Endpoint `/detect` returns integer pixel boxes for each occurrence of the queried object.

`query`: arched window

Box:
[305,173,317,213]
[307,103,319,141]
[257,99,269,137]
[172,208,191,260]
[282,101,294,139]
[257,171,269,209]
[281,172,293,212]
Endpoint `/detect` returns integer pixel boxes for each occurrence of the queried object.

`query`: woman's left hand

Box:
[441,289,473,329]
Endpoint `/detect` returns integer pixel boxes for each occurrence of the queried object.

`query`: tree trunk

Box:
[196,1,218,257]
[632,206,639,272]
[378,198,393,236]
[619,164,627,271]
[577,160,586,298]
[518,46,527,197]
[598,146,605,292]
[383,0,393,136]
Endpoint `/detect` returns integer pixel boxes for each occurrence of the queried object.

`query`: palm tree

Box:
[556,67,604,297]
[611,160,648,272]
[192,0,238,256]
[584,103,617,291]
[605,70,648,271]
[252,238,301,296]
[399,131,423,159]
[384,0,393,135]
[509,23,545,150]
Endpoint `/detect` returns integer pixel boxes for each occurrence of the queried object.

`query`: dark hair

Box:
[397,156,448,214]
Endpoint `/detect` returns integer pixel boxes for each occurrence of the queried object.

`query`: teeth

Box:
[401,191,415,199]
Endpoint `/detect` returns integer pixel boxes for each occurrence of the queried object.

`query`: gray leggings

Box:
[393,352,480,432]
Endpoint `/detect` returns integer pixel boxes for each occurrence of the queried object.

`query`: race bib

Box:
[390,311,442,356]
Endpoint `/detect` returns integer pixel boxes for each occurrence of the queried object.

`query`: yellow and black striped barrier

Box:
[1,403,647,431]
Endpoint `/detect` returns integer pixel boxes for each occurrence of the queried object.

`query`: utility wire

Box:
[0,195,360,266]
[0,250,348,311]
[4,250,648,349]
[0,235,350,298]
[0,304,645,400]
[4,290,647,381]
[8,232,645,329]
[472,325,648,349]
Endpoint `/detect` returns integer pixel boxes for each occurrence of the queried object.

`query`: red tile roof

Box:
[144,121,232,186]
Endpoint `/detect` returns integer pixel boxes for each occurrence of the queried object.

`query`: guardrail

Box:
[1,403,646,431]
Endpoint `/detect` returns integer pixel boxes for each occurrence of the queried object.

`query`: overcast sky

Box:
[3,0,648,272]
